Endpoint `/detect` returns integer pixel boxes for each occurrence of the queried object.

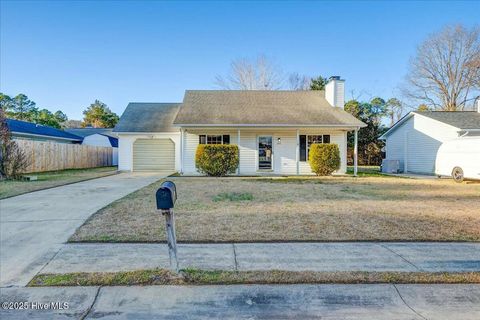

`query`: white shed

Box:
[380,109,480,174]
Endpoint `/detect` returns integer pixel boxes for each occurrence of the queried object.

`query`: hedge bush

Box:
[308,143,340,176]
[195,144,239,176]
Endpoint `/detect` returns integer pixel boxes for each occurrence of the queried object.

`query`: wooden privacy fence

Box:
[16,139,113,173]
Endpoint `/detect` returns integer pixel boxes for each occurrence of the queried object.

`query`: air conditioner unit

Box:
[381,160,401,173]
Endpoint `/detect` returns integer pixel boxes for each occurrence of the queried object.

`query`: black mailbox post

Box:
[156,181,178,272]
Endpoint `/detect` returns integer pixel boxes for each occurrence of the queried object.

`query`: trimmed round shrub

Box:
[195,144,239,176]
[308,143,340,176]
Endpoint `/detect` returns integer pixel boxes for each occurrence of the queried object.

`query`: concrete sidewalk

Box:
[0,172,169,287]
[1,284,479,319]
[42,242,480,274]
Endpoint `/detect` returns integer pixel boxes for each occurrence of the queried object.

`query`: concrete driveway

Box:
[0,172,169,287]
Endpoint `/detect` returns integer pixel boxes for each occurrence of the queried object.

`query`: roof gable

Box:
[7,119,82,141]
[174,90,365,127]
[113,103,181,132]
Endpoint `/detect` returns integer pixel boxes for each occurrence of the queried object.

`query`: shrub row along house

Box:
[114,77,366,175]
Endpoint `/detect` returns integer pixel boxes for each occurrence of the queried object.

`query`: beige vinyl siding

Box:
[183,130,239,174]
[239,132,257,174]
[299,131,347,174]
[183,132,200,174]
[132,139,175,171]
[182,128,348,175]
[273,132,297,174]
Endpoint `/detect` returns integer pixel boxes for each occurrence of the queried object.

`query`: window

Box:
[299,134,331,161]
[207,135,222,144]
[199,135,230,145]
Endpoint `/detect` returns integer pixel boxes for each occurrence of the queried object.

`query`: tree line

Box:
[0,94,119,129]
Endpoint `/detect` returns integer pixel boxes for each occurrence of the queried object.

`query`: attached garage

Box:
[114,103,181,172]
[133,139,175,171]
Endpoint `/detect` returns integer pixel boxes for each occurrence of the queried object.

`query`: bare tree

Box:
[288,73,311,90]
[404,24,480,111]
[215,55,285,90]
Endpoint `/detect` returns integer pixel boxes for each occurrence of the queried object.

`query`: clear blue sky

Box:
[1,1,478,120]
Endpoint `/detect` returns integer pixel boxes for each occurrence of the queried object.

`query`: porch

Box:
[179,127,359,176]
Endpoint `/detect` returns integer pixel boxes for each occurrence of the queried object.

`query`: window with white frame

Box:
[199,135,230,145]
[299,134,331,161]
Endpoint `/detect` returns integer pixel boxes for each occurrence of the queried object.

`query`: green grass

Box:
[212,192,254,202]
[346,165,392,177]
[0,166,117,199]
[28,268,480,287]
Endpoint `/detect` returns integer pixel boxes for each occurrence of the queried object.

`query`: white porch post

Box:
[296,129,300,175]
[237,129,241,175]
[354,128,358,177]
[179,128,184,174]
[181,128,186,175]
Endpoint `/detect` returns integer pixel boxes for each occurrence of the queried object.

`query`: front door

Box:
[258,136,273,170]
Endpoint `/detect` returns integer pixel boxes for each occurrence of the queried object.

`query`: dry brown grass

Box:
[29,269,480,287]
[69,176,480,242]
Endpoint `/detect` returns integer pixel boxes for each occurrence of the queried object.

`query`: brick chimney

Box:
[325,76,345,109]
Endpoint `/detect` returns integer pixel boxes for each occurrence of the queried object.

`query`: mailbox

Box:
[156,181,177,210]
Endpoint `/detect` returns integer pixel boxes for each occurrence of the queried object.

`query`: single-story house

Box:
[379,105,480,174]
[114,77,366,175]
[66,128,119,165]
[6,119,83,144]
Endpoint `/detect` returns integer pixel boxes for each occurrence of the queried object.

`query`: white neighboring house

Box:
[380,104,480,175]
[65,128,119,165]
[114,77,367,175]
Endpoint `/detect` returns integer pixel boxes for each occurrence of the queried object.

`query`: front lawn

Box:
[70,174,480,242]
[0,166,118,199]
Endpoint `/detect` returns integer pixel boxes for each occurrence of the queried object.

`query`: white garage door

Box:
[133,139,175,171]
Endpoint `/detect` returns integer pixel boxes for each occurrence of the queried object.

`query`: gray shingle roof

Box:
[113,103,181,132]
[65,128,117,138]
[415,111,480,129]
[174,90,366,127]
